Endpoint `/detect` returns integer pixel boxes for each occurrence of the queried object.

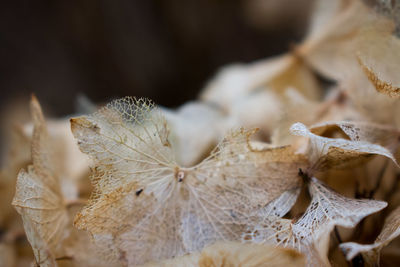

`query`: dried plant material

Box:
[271,89,364,146]
[310,121,398,142]
[298,0,378,81]
[370,0,400,36]
[309,121,400,155]
[70,97,309,265]
[10,97,113,267]
[12,96,69,266]
[0,125,32,227]
[21,118,90,201]
[162,102,227,167]
[60,222,119,267]
[5,1,400,266]
[344,61,400,127]
[290,122,399,170]
[229,90,284,139]
[44,120,90,199]
[340,206,400,265]
[301,0,400,127]
[144,241,306,267]
[200,54,319,113]
[357,24,400,98]
[242,177,387,266]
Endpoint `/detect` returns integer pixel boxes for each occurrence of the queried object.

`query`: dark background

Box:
[0,0,313,117]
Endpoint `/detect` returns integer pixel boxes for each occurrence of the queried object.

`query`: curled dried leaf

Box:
[340,206,400,265]
[70,97,309,265]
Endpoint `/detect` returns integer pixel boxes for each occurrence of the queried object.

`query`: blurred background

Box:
[0,0,314,117]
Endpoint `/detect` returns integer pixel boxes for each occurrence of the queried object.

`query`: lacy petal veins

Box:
[12,97,69,266]
[242,177,387,266]
[70,97,308,265]
[12,97,116,267]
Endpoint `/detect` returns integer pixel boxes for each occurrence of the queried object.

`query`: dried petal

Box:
[200,54,319,113]
[144,241,306,267]
[70,97,309,265]
[12,96,69,266]
[242,177,387,266]
[290,122,399,170]
[162,101,227,167]
[298,0,378,81]
[357,23,400,98]
[340,206,400,265]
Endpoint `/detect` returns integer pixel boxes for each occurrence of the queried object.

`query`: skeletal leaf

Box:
[290,122,399,170]
[242,177,387,266]
[70,97,309,265]
[12,97,69,267]
[340,206,400,266]
[144,241,306,267]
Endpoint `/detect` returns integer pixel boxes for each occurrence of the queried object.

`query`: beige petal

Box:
[162,102,227,167]
[70,97,309,265]
[298,0,379,81]
[12,97,68,267]
[200,54,319,113]
[242,177,387,266]
[290,122,399,170]
[357,23,400,98]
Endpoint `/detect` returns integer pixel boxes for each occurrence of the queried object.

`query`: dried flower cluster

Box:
[2,0,400,266]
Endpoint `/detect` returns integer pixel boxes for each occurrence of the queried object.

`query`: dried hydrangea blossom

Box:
[70,97,309,265]
[242,177,387,266]
[340,206,400,265]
